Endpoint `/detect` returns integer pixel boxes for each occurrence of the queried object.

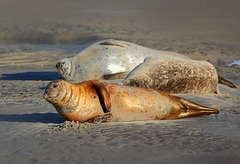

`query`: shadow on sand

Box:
[0,113,64,124]
[0,72,59,81]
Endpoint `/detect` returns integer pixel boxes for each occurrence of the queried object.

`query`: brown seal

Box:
[44,80,219,123]
[122,57,236,94]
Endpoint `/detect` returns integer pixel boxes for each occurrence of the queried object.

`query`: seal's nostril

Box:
[56,62,61,68]
[56,61,66,68]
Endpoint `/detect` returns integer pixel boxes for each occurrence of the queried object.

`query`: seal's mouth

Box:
[44,91,60,100]
[43,92,49,100]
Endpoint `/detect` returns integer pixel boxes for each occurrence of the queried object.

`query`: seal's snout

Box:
[56,61,65,69]
[56,59,72,80]
[43,86,51,100]
[43,91,49,99]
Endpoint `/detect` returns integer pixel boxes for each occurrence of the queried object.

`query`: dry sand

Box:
[0,0,240,163]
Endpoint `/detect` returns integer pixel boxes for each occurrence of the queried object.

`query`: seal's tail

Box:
[178,98,219,118]
[218,75,236,88]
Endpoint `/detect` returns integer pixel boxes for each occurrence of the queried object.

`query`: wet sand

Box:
[0,0,240,163]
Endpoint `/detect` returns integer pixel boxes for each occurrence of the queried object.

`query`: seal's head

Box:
[56,58,72,80]
[44,80,67,102]
[44,79,78,116]
[44,80,80,118]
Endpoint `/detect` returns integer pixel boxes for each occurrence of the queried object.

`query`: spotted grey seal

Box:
[56,39,189,83]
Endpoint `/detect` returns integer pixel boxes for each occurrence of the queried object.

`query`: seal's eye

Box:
[53,84,58,88]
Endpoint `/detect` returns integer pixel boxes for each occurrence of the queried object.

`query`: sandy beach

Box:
[1,0,240,163]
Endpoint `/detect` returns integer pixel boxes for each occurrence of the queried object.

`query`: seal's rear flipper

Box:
[178,98,219,118]
[162,97,219,120]
[218,75,236,88]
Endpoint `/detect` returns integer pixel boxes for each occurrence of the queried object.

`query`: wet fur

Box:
[44,80,219,123]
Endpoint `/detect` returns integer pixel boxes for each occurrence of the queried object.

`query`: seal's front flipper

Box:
[178,98,219,118]
[103,72,128,80]
[92,81,111,113]
[87,113,112,123]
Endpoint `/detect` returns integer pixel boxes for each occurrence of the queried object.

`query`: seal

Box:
[122,57,236,94]
[56,39,189,83]
[44,80,219,123]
